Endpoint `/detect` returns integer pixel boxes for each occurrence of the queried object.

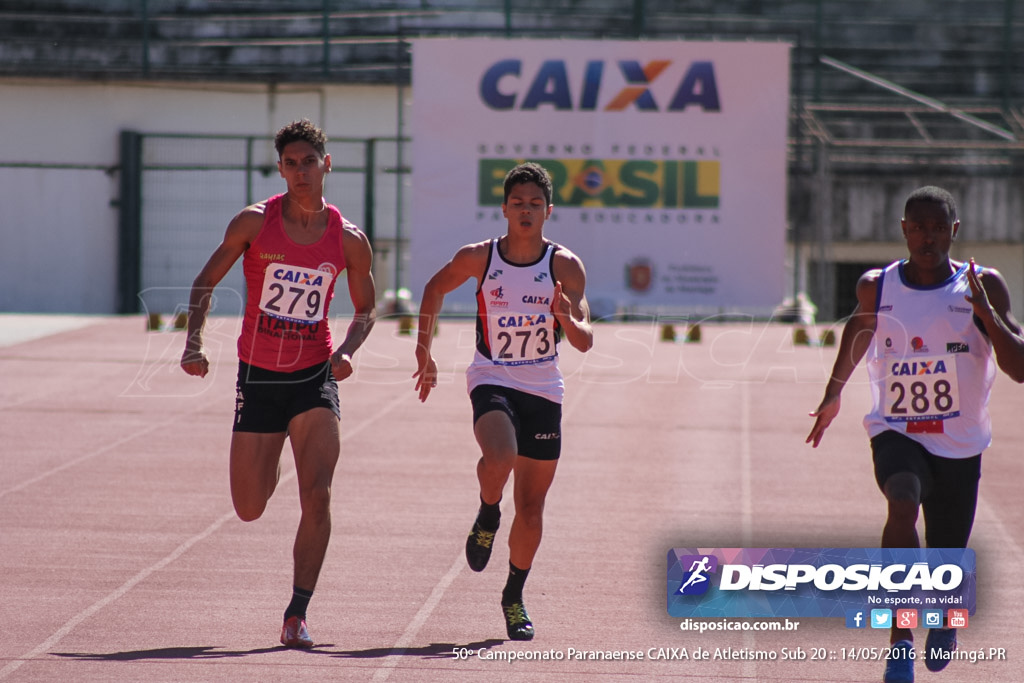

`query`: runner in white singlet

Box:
[413,162,593,642]
[806,186,1024,683]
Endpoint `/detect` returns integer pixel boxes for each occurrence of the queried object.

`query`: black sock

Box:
[284,585,314,621]
[501,562,530,605]
[476,496,501,531]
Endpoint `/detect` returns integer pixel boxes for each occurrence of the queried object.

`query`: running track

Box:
[1,313,1022,682]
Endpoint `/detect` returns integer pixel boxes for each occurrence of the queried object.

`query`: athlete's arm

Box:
[330,227,377,382]
[806,270,880,447]
[968,259,1024,383]
[551,249,594,353]
[180,205,265,377]
[413,242,489,402]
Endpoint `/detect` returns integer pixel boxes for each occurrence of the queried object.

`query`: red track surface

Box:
[2,315,1022,681]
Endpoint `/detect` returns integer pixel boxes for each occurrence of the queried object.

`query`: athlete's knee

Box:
[478,452,515,480]
[884,501,919,536]
[514,499,546,531]
[883,472,922,506]
[233,495,268,522]
[229,473,273,521]
[474,414,517,459]
[235,509,262,523]
[298,481,332,519]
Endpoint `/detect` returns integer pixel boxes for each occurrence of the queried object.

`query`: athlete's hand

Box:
[180,348,209,378]
[806,394,841,448]
[331,350,354,382]
[552,281,572,321]
[412,354,438,402]
[965,259,995,321]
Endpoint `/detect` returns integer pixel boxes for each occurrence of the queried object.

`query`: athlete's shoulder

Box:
[551,242,586,274]
[470,238,496,251]
[860,261,897,287]
[236,193,284,222]
[240,198,272,218]
[454,239,494,260]
[247,193,283,216]
[853,267,883,309]
[550,241,581,259]
[974,263,1012,300]
[328,203,359,233]
[339,217,369,246]
[972,261,1004,280]
[860,268,884,284]
[872,258,905,278]
[226,199,272,242]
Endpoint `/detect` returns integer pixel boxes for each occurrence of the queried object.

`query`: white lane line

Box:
[369,553,466,683]
[0,398,219,501]
[370,383,591,681]
[0,391,412,680]
[740,381,753,548]
[0,510,237,679]
[739,382,757,679]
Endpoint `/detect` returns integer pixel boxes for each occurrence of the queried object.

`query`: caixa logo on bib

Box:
[667,548,976,619]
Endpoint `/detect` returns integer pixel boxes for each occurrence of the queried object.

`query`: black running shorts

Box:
[233,360,340,433]
[870,429,981,548]
[470,384,562,461]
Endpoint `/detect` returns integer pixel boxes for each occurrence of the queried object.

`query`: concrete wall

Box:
[828,241,1024,314]
[0,79,404,313]
[832,178,1024,243]
[797,175,1024,319]
[2,78,1022,318]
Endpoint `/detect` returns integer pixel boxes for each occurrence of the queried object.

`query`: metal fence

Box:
[118,131,407,316]
[3,0,1023,317]
[2,1,1021,108]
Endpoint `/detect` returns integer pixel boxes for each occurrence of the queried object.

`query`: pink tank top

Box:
[237,194,347,371]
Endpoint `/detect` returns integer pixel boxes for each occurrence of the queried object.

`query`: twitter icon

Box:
[870,609,892,629]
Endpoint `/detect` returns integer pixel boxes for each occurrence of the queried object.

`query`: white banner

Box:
[410,38,790,316]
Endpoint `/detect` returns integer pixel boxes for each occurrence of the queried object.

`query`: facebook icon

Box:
[845,609,867,629]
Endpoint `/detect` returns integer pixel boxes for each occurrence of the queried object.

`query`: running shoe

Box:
[466,521,497,572]
[280,615,314,649]
[502,602,535,641]
[883,639,914,683]
[924,628,957,672]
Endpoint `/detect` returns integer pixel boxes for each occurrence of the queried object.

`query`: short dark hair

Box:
[274,119,327,158]
[503,162,553,206]
[904,185,957,223]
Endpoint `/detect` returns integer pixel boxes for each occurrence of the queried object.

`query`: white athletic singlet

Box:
[467,238,564,403]
[863,260,996,458]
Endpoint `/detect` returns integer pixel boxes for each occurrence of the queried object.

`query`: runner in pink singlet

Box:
[181,119,376,649]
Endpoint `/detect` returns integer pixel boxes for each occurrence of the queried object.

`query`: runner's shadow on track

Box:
[52,645,302,660]
[330,639,505,660]
[51,640,505,661]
